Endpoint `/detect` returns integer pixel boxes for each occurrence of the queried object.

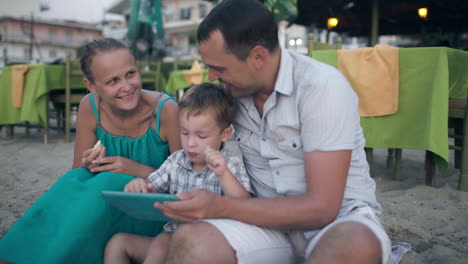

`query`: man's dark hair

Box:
[80,38,135,83]
[197,0,279,60]
[178,83,236,130]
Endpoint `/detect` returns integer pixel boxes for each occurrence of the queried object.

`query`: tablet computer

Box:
[101,191,179,222]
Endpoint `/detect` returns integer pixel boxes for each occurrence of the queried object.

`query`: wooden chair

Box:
[425,99,468,190]
[48,56,87,143]
[307,33,342,55]
[172,60,195,100]
[137,60,162,91]
[173,60,193,71]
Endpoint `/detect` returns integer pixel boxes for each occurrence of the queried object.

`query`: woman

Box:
[0,38,181,264]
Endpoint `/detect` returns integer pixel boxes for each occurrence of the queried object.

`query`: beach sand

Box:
[1,127,467,263]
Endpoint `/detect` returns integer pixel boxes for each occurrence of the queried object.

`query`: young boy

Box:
[104,83,252,264]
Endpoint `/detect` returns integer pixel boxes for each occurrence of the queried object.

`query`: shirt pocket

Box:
[234,129,260,155]
[277,135,303,151]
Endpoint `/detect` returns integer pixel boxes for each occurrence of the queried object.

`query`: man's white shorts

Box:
[203,199,391,264]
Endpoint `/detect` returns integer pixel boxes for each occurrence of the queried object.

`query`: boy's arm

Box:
[217,169,251,198]
[204,148,251,198]
[146,151,178,194]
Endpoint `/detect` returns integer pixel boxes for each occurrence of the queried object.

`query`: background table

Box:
[311,47,468,171]
[165,69,211,95]
[0,64,85,128]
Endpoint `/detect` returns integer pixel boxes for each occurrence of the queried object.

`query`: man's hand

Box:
[155,189,226,222]
[204,147,228,177]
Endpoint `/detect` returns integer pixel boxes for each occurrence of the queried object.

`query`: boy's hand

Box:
[124,178,148,193]
[204,147,228,177]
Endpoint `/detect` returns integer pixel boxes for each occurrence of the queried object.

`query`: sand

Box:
[1,127,467,263]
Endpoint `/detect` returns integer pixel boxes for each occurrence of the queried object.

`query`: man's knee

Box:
[168,222,218,257]
[310,222,382,263]
[332,222,381,256]
[167,222,236,264]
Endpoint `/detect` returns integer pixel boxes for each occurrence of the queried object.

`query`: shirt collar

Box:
[239,48,295,108]
[273,48,294,96]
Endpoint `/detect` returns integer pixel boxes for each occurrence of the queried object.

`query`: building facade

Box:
[0,16,102,65]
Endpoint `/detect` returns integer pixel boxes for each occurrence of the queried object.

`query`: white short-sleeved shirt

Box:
[233,48,380,214]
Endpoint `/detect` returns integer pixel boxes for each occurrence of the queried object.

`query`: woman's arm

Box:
[72,94,99,169]
[90,94,181,178]
[159,97,182,154]
[72,95,149,176]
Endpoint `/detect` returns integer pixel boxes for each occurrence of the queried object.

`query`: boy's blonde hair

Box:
[178,83,236,130]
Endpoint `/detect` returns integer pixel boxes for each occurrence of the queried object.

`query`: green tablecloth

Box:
[165,69,212,95]
[0,64,85,127]
[312,47,468,169]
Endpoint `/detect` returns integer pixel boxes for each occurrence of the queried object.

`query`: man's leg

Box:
[166,222,237,264]
[166,219,295,264]
[104,233,153,264]
[306,222,382,264]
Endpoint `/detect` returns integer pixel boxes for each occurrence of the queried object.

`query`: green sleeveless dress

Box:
[0,94,174,264]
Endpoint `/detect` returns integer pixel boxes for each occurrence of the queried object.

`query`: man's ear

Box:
[221,126,233,142]
[83,78,96,94]
[248,45,268,70]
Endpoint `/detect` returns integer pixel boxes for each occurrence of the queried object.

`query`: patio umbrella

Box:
[127,0,165,59]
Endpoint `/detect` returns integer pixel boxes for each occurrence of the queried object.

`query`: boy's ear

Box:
[221,126,233,142]
[83,78,96,94]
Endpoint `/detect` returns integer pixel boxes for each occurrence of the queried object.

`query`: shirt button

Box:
[275,171,280,175]
[292,143,297,148]
[262,138,266,141]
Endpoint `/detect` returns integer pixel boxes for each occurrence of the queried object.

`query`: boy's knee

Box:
[105,233,128,252]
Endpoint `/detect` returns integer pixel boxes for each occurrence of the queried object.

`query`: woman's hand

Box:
[90,154,154,177]
[81,146,105,170]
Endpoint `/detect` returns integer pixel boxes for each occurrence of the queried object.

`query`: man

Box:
[157,0,391,263]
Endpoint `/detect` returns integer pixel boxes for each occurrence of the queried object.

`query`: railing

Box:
[0,33,84,48]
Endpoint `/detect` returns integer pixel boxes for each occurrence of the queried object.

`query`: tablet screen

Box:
[102,191,179,222]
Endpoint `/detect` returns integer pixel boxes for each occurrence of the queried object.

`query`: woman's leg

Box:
[0,169,165,264]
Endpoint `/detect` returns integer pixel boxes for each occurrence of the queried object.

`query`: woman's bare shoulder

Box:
[159,94,179,116]
[77,94,96,125]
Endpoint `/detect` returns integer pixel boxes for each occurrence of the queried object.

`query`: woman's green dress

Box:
[0,94,173,264]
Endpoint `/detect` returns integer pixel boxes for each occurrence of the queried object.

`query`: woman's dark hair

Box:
[80,38,134,83]
[178,83,236,130]
[197,0,279,60]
